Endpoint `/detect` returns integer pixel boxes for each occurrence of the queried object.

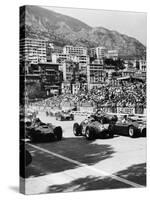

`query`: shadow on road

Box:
[25,137,115,178]
[116,163,146,185]
[9,186,19,193]
[47,163,146,193]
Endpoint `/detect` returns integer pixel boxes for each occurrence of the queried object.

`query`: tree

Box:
[26,82,46,99]
[104,58,125,70]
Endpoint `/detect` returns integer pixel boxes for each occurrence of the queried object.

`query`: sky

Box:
[42,6,147,46]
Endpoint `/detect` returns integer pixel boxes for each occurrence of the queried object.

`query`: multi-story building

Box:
[139,60,146,71]
[90,48,97,58]
[87,64,107,90]
[122,68,136,77]
[46,42,54,62]
[27,62,63,95]
[25,74,41,84]
[72,82,81,94]
[52,53,77,64]
[63,45,87,55]
[20,38,47,64]
[52,53,89,75]
[61,81,87,95]
[123,60,138,70]
[119,62,146,83]
[76,55,89,65]
[77,55,89,74]
[52,53,89,65]
[61,61,80,82]
[96,47,107,59]
[91,58,104,65]
[90,47,107,59]
[61,81,71,94]
[134,71,146,81]
[106,50,118,60]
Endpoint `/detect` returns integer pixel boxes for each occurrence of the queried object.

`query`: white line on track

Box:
[28,143,145,188]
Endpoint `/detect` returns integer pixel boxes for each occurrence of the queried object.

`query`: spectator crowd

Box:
[28,81,146,114]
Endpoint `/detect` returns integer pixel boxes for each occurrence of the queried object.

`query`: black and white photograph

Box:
[19,5,147,195]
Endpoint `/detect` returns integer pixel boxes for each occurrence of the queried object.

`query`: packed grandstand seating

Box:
[29,82,146,115]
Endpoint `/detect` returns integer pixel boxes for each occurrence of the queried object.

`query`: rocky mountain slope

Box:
[20,5,146,58]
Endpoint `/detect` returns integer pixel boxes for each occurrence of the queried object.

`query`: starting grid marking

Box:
[28,143,145,189]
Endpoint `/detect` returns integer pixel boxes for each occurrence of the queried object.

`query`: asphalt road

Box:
[24,112,146,194]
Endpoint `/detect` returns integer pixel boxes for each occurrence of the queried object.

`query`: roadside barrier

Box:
[71,111,94,116]
[26,105,146,118]
[71,111,146,118]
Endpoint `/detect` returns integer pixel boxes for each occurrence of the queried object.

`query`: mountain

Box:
[20,5,146,58]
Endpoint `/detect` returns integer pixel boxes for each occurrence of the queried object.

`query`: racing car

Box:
[56,110,74,121]
[73,114,117,140]
[25,118,63,142]
[111,115,146,138]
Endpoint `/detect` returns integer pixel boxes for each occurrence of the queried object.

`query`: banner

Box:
[117,107,135,115]
[79,106,94,113]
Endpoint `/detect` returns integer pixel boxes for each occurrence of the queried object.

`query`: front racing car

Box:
[73,114,115,140]
[26,118,63,142]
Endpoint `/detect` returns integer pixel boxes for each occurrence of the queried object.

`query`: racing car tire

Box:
[54,126,63,141]
[85,127,95,140]
[128,125,135,138]
[109,132,114,138]
[29,130,41,143]
[73,123,81,136]
[108,124,114,138]
[71,115,74,121]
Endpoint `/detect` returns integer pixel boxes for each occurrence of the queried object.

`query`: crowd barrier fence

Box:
[26,104,146,118]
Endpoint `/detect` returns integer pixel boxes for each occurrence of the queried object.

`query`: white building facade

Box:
[20,38,47,64]
[90,47,107,59]
[87,64,107,90]
[63,45,87,56]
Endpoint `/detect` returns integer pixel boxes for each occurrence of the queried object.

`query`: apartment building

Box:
[61,81,81,95]
[52,53,78,64]
[20,38,47,64]
[139,60,146,71]
[26,62,63,95]
[122,68,136,77]
[106,50,119,60]
[63,45,87,55]
[52,53,89,71]
[61,81,71,94]
[87,64,107,90]
[90,47,107,59]
[61,62,80,82]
